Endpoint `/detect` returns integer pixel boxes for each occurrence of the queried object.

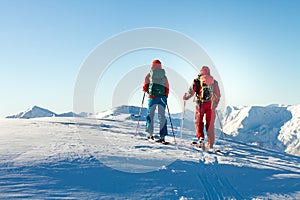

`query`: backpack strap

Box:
[193,78,200,95]
[193,77,202,104]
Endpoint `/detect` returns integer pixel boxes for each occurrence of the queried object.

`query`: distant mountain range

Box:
[5,104,300,156]
[6,106,84,119]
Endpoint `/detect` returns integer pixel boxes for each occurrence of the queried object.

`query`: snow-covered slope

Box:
[94,105,148,121]
[219,104,300,156]
[0,111,300,199]
[6,106,57,119]
[57,112,83,118]
[93,105,196,132]
[278,104,300,156]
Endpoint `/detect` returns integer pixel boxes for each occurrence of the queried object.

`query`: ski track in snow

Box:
[1,115,300,199]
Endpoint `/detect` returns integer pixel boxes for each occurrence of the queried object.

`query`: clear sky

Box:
[1,0,300,117]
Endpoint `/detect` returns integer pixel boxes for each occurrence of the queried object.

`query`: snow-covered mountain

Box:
[57,112,83,118]
[6,106,57,119]
[6,106,83,119]
[277,104,300,155]
[219,104,300,156]
[94,105,148,121]
[93,105,196,131]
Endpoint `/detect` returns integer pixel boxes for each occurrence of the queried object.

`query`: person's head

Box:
[151,59,162,69]
[200,66,210,75]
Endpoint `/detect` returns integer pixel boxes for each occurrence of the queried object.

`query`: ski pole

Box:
[180,100,186,144]
[135,92,146,136]
[166,103,176,144]
[216,109,226,140]
[216,109,231,151]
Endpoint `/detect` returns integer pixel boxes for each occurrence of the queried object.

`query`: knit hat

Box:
[200,66,210,75]
[151,59,162,69]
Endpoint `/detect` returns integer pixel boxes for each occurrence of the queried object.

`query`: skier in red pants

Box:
[183,66,221,149]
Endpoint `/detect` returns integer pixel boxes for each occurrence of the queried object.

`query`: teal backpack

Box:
[148,68,166,96]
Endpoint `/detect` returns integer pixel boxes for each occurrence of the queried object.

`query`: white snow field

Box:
[1,105,300,199]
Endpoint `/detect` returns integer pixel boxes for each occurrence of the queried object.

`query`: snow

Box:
[1,105,300,199]
[220,104,299,155]
[6,105,84,119]
[6,106,57,119]
[279,104,300,156]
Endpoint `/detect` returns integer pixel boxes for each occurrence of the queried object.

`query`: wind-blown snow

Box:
[220,104,300,156]
[278,104,300,156]
[1,105,300,199]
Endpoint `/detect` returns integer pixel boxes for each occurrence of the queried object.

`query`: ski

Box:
[154,139,170,145]
[131,114,141,118]
[191,141,205,151]
[190,141,223,154]
[145,135,170,145]
[206,148,222,154]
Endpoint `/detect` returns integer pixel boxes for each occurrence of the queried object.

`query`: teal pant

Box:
[146,96,168,138]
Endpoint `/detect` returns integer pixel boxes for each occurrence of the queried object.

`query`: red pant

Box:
[195,102,216,148]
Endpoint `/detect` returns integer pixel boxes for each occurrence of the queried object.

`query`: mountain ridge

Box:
[6,105,84,119]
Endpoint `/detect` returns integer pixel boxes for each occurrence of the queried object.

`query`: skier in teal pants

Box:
[143,59,169,144]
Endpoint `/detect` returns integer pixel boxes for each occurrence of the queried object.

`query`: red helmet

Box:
[151,59,162,69]
[200,66,210,75]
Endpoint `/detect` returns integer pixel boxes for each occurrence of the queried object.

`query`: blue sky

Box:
[1,0,300,117]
